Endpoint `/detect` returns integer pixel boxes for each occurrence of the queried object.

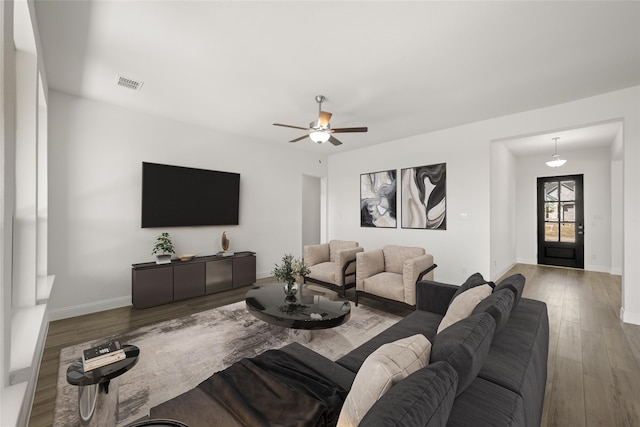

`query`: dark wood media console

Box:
[131,251,256,309]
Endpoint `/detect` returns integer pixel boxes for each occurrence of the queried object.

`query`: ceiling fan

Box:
[273,95,368,146]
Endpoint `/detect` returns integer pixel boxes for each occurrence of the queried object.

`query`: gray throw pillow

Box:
[493,274,525,312]
[430,312,496,396]
[472,289,515,335]
[450,273,495,305]
[359,361,458,427]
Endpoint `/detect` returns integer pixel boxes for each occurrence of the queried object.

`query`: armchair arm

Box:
[356,250,385,291]
[334,247,364,286]
[402,254,435,306]
[416,280,458,315]
[303,243,329,267]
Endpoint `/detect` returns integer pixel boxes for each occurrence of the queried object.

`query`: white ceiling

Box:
[33,1,640,155]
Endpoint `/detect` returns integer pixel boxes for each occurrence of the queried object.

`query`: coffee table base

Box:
[288,329,312,343]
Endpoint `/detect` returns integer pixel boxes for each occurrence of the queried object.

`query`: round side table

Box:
[66,344,139,426]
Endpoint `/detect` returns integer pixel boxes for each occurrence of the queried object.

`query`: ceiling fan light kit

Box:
[273,95,368,146]
[546,137,567,168]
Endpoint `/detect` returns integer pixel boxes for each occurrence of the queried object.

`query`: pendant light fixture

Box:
[546,137,567,168]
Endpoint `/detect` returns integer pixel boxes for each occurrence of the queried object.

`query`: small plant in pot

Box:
[152,232,175,264]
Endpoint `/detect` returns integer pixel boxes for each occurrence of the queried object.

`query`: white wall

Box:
[328,122,493,285]
[514,147,612,272]
[490,142,517,279]
[328,86,639,324]
[47,91,328,319]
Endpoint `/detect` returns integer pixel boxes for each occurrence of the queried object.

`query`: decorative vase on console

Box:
[272,254,310,298]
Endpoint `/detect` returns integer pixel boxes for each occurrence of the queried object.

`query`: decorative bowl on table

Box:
[177,254,196,262]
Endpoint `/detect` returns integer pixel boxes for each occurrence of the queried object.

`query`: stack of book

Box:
[82,341,126,371]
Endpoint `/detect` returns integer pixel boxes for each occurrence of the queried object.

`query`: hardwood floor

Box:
[28,265,640,426]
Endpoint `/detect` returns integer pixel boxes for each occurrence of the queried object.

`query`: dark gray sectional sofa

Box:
[150,274,549,426]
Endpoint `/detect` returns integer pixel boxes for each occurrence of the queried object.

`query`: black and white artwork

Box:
[360,170,397,228]
[401,163,446,230]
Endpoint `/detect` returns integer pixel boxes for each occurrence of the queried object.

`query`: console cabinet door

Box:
[132,266,173,308]
[174,263,205,301]
[205,259,233,294]
[233,255,256,287]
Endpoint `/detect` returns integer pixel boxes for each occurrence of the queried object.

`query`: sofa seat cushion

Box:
[359,361,459,427]
[431,312,496,396]
[437,284,492,333]
[477,298,549,427]
[308,262,337,285]
[338,334,431,426]
[363,271,404,301]
[472,288,515,335]
[446,377,525,427]
[337,310,442,373]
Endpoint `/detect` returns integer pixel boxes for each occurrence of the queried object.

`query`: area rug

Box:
[53,299,402,426]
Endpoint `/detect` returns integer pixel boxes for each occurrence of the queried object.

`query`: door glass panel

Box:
[560,181,575,201]
[545,182,558,201]
[545,202,558,221]
[561,202,575,221]
[560,223,575,243]
[545,223,558,242]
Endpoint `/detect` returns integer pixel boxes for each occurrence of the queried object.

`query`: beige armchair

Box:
[303,240,364,296]
[355,244,437,308]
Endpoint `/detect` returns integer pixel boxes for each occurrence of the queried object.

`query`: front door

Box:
[537,175,584,268]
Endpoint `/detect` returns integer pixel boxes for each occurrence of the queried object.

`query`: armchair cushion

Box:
[329,240,359,262]
[305,240,362,288]
[356,250,385,289]
[383,245,425,274]
[304,243,330,267]
[361,272,404,302]
[403,253,435,306]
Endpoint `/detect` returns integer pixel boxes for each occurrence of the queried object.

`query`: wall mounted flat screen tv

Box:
[141,162,240,228]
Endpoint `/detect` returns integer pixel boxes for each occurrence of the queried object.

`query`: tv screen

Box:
[141,162,240,228]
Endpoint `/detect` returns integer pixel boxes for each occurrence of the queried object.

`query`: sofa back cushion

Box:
[338,334,431,427]
[359,361,458,427]
[382,245,425,274]
[437,284,492,334]
[329,240,359,262]
[431,312,496,396]
[493,273,525,312]
[472,289,515,335]
[450,273,494,304]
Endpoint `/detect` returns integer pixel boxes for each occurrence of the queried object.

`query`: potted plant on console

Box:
[152,232,175,264]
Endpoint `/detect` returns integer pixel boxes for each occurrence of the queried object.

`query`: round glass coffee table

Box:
[246,283,351,342]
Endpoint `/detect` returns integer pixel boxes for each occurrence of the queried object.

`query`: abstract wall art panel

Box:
[360,170,397,228]
[401,163,446,230]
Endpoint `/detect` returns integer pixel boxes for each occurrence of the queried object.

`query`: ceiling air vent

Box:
[116,75,144,91]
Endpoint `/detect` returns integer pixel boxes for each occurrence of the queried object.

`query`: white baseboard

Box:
[48,296,132,321]
[621,307,640,326]
[491,262,517,282]
[610,267,622,275]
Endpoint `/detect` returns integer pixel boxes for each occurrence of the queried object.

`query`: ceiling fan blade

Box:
[318,111,332,127]
[332,127,368,133]
[328,135,343,146]
[273,123,310,131]
[289,134,309,143]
